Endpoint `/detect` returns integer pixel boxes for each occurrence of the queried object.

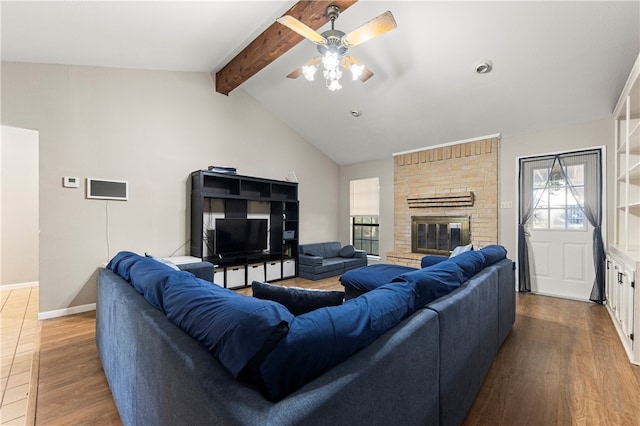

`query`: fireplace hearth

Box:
[411,216,471,256]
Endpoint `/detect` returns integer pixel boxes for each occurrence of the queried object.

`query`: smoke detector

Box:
[475,60,493,74]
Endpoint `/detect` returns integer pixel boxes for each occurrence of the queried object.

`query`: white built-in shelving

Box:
[607,52,640,365]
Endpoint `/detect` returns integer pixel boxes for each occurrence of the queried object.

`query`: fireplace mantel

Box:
[407,191,474,208]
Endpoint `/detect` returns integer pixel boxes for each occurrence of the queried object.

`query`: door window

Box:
[531,164,586,230]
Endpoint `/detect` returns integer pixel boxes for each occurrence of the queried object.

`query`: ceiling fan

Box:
[277,5,397,91]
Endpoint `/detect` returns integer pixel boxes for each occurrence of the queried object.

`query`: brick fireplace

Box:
[387,136,499,268]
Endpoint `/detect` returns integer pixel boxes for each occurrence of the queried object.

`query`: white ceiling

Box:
[2,1,639,165]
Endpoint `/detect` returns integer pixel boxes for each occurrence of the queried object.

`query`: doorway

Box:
[517,148,605,302]
[1,125,39,288]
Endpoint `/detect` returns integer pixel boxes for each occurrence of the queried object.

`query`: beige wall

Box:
[0,61,339,314]
[338,158,394,261]
[340,119,614,270]
[1,125,39,286]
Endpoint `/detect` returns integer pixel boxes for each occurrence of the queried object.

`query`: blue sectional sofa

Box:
[96,247,515,426]
[298,241,367,280]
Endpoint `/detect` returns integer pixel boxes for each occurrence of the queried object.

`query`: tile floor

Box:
[0,287,38,426]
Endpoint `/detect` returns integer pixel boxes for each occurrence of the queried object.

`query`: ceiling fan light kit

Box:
[277,5,397,91]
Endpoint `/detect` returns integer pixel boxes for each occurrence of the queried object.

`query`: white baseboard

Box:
[1,281,39,290]
[38,303,96,320]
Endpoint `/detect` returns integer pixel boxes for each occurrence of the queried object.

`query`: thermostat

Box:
[63,176,80,188]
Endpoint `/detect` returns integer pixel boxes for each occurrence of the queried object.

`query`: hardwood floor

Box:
[35,313,120,425]
[33,278,640,425]
[464,294,640,426]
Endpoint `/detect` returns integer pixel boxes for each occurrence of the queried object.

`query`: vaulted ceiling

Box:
[2,1,639,165]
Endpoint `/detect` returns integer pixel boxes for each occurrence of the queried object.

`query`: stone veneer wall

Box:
[388,137,499,268]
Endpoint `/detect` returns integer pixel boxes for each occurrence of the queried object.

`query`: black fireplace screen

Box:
[412,216,470,255]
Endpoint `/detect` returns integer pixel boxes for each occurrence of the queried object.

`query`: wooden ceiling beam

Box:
[214,0,358,96]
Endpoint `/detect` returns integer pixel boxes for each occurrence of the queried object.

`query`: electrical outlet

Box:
[500,201,513,209]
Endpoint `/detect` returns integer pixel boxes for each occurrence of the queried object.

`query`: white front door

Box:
[525,159,595,301]
[527,224,594,300]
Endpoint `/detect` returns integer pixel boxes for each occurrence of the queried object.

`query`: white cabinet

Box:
[266,261,282,281]
[225,266,246,288]
[283,259,296,279]
[247,263,266,283]
[606,249,638,364]
[608,53,640,365]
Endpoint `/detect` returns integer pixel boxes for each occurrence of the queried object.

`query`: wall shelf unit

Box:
[190,170,298,289]
[607,52,640,365]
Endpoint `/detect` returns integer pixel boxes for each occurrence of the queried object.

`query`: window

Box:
[352,215,379,256]
[350,178,380,256]
[532,164,586,230]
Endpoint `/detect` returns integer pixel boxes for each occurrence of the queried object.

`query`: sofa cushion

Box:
[162,275,294,379]
[259,281,419,401]
[324,242,343,258]
[301,243,328,258]
[342,256,367,268]
[108,251,177,311]
[299,260,344,275]
[338,245,355,258]
[447,250,486,279]
[251,281,344,315]
[340,264,418,293]
[480,245,508,265]
[421,255,448,268]
[392,261,466,307]
[107,250,145,282]
[304,250,322,258]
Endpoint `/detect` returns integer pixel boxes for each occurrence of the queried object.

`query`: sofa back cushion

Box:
[322,242,342,258]
[300,242,343,259]
[107,251,178,311]
[447,250,486,279]
[107,251,295,381]
[479,245,507,265]
[392,262,466,307]
[259,281,419,401]
[162,275,294,379]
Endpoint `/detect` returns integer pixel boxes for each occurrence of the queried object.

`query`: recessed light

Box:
[475,60,493,74]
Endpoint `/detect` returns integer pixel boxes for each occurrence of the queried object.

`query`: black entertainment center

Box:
[189,170,299,289]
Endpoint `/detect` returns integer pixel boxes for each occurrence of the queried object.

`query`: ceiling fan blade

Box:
[287,67,303,79]
[277,15,328,46]
[341,11,397,47]
[287,57,321,79]
[342,56,374,82]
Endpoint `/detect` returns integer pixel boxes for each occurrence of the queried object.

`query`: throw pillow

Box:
[449,244,473,258]
[338,244,356,258]
[304,250,322,258]
[252,281,345,316]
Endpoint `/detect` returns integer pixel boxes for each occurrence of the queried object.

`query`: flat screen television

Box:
[215,218,268,256]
